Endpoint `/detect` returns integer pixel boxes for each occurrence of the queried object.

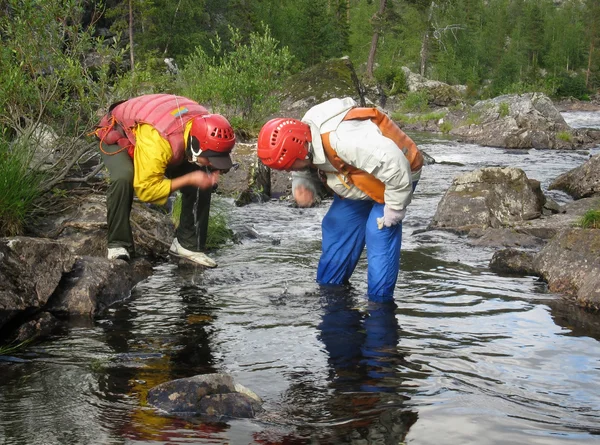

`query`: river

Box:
[0,112,599,445]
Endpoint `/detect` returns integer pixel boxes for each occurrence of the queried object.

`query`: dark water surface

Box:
[1,112,600,445]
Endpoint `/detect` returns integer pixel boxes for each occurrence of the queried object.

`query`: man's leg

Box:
[166,162,212,252]
[317,196,373,286]
[100,144,134,254]
[178,183,212,251]
[365,203,403,302]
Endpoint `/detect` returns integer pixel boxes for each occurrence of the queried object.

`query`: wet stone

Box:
[146,373,263,419]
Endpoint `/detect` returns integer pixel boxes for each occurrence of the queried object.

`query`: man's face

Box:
[192,157,211,167]
[285,158,312,172]
[191,156,231,173]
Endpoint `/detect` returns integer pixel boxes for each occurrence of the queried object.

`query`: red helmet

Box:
[257,118,311,170]
[190,114,236,153]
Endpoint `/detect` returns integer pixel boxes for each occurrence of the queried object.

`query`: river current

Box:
[1,112,599,445]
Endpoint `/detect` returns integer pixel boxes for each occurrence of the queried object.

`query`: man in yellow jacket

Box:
[95,94,236,267]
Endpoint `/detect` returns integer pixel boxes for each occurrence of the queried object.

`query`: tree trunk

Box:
[420,31,429,77]
[366,0,387,80]
[586,41,594,88]
[420,2,435,77]
[129,0,135,73]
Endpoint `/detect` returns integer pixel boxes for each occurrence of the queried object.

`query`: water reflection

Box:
[313,286,419,443]
[97,266,226,443]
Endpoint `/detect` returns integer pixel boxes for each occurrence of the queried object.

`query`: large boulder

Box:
[0,237,75,330]
[447,93,600,149]
[429,167,546,233]
[401,66,464,107]
[47,256,152,316]
[218,142,292,203]
[31,193,174,259]
[489,248,537,276]
[549,154,600,199]
[0,236,152,340]
[533,229,600,310]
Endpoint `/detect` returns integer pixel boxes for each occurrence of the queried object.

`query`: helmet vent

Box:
[210,127,235,139]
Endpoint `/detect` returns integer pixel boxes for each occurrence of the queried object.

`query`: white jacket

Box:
[292,97,413,210]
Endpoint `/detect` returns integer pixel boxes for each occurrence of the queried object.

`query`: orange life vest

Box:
[94,94,209,164]
[321,107,423,203]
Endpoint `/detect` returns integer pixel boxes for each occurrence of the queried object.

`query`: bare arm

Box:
[170,170,220,192]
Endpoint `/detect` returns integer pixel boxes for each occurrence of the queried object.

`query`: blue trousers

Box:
[317,195,403,302]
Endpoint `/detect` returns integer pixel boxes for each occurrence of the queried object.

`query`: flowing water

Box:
[1,112,600,445]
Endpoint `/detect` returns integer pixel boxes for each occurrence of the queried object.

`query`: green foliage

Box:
[557,131,572,142]
[464,111,482,126]
[498,102,510,118]
[374,66,408,96]
[292,0,347,66]
[392,111,445,124]
[205,210,235,250]
[180,24,293,122]
[0,338,32,355]
[0,136,46,236]
[401,91,431,113]
[578,210,600,229]
[171,192,182,228]
[111,57,178,99]
[555,73,590,99]
[170,194,235,250]
[0,0,125,134]
[440,121,453,134]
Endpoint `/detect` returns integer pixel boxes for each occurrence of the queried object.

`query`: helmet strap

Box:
[188,135,202,163]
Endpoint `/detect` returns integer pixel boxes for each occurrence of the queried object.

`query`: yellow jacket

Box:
[132,121,192,205]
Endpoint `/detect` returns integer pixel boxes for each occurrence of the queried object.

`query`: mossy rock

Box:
[276,56,364,119]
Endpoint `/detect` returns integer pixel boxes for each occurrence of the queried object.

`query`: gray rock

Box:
[549,154,600,200]
[0,237,75,330]
[147,373,263,419]
[533,228,600,310]
[444,93,600,149]
[429,167,545,233]
[489,248,537,275]
[47,256,152,316]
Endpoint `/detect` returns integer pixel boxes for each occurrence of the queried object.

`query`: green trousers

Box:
[101,143,212,255]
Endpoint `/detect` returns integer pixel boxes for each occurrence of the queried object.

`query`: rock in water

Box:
[147,373,263,419]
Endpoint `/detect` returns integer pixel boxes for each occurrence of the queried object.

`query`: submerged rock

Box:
[147,373,263,419]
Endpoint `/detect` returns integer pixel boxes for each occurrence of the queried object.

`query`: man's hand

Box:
[187,171,219,189]
[293,185,315,207]
[376,205,406,229]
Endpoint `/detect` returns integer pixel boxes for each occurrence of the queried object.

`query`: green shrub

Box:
[464,111,482,126]
[557,131,572,142]
[499,102,510,118]
[170,194,235,250]
[0,137,46,236]
[440,121,453,134]
[180,24,293,123]
[0,339,32,355]
[205,210,235,250]
[401,91,430,113]
[578,210,600,229]
[373,66,408,96]
[556,73,589,100]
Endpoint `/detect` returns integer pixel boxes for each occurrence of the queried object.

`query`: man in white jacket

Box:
[257,97,423,302]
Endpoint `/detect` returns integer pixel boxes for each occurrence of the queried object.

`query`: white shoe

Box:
[107,247,130,261]
[169,238,217,268]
